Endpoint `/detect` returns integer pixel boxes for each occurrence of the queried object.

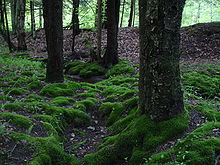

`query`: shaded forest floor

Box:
[0,22,220,165]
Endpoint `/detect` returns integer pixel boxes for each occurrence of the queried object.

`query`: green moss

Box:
[67,62,87,75]
[0,112,33,129]
[77,92,97,98]
[3,102,25,111]
[83,112,189,165]
[0,95,15,101]
[75,97,98,111]
[51,96,75,106]
[79,63,105,78]
[27,80,42,90]
[146,122,220,165]
[40,81,80,97]
[21,71,35,76]
[4,87,26,95]
[105,61,135,78]
[0,82,8,87]
[24,94,42,102]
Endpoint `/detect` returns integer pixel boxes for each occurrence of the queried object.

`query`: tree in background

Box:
[103,0,120,67]
[139,0,185,121]
[30,0,36,39]
[72,0,80,56]
[96,0,102,61]
[10,0,16,34]
[128,0,134,27]
[16,0,27,51]
[43,0,64,82]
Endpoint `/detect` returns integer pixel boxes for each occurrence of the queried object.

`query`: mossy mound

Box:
[51,96,75,106]
[24,94,42,102]
[40,81,80,97]
[105,61,135,78]
[145,122,220,165]
[27,80,43,90]
[182,69,220,99]
[74,97,98,112]
[83,112,189,165]
[3,87,26,95]
[66,62,105,78]
[0,112,33,129]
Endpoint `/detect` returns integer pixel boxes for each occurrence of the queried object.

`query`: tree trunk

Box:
[72,0,80,55]
[96,0,102,61]
[139,0,185,122]
[120,0,126,27]
[30,0,36,39]
[16,0,27,51]
[43,0,64,82]
[132,0,136,27]
[0,0,5,30]
[39,7,42,28]
[103,0,120,67]
[128,0,134,27]
[10,0,16,34]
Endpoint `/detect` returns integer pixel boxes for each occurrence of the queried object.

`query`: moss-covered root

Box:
[145,122,220,165]
[83,111,189,165]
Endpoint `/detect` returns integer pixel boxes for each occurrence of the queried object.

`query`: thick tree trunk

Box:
[10,0,16,34]
[43,0,64,82]
[30,0,36,39]
[72,0,80,55]
[103,0,120,67]
[120,0,126,27]
[96,0,102,61]
[16,0,27,51]
[139,0,185,122]
[128,0,134,27]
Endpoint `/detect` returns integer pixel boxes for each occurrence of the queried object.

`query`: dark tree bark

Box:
[103,0,120,67]
[10,0,16,34]
[128,0,134,27]
[72,0,80,55]
[30,0,36,39]
[96,0,102,61]
[120,0,126,27]
[43,0,64,82]
[0,0,5,30]
[139,0,185,122]
[16,0,27,51]
[39,7,42,28]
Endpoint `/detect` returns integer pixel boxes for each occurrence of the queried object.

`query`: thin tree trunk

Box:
[3,0,12,52]
[128,0,134,27]
[0,0,5,30]
[196,2,201,23]
[139,0,185,121]
[120,0,126,27]
[16,0,27,51]
[30,0,36,39]
[10,0,16,34]
[132,0,136,27]
[96,0,102,61]
[43,0,64,82]
[39,7,42,28]
[72,0,80,55]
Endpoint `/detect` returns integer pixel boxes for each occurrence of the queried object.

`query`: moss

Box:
[14,52,30,58]
[99,102,124,126]
[83,112,189,165]
[146,122,220,165]
[24,94,42,102]
[0,82,8,87]
[40,81,80,97]
[75,97,98,111]
[195,102,220,121]
[4,87,26,95]
[29,154,52,165]
[0,112,33,129]
[0,95,15,101]
[79,63,105,78]
[21,71,35,76]
[27,80,42,90]
[43,122,59,140]
[51,96,75,106]
[77,92,97,98]
[67,62,87,75]
[3,102,25,111]
[105,61,135,78]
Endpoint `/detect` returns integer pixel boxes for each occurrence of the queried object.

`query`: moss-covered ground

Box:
[0,51,219,165]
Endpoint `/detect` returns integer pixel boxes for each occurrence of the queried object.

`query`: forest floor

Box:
[0,22,219,165]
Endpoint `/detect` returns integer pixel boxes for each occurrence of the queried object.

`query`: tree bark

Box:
[0,0,5,30]
[10,0,16,34]
[72,0,80,55]
[39,7,42,28]
[16,0,27,51]
[30,0,36,39]
[96,0,102,61]
[120,0,126,27]
[103,0,120,67]
[139,0,185,122]
[43,0,64,82]
[128,0,134,27]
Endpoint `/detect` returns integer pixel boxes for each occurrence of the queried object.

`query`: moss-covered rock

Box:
[21,71,35,77]
[105,61,135,78]
[83,112,189,165]
[51,96,75,106]
[145,122,220,165]
[79,63,105,78]
[67,62,87,75]
[0,95,15,101]
[0,112,33,129]
[74,97,98,111]
[3,87,26,95]
[27,80,42,90]
[3,102,25,111]
[24,94,42,102]
[40,82,80,97]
